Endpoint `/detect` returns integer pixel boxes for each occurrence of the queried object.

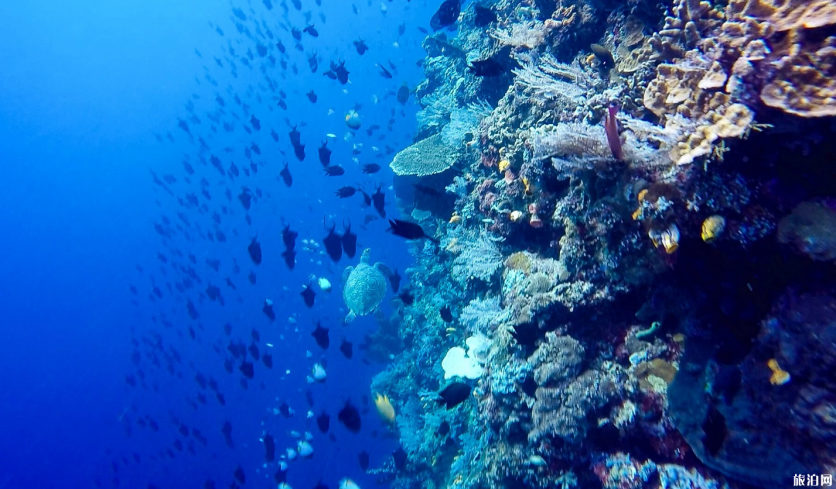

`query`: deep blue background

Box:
[0,0,438,487]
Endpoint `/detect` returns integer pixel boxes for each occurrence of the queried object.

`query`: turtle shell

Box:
[343,261,388,317]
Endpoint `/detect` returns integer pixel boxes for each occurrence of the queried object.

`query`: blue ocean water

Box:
[0,0,431,487]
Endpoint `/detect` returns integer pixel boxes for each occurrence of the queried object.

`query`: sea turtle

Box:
[342,248,392,323]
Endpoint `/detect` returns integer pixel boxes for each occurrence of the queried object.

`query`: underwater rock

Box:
[777,201,836,262]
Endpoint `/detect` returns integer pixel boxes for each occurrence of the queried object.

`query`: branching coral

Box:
[512,52,589,103]
[460,295,510,334]
[450,232,504,284]
[491,21,551,50]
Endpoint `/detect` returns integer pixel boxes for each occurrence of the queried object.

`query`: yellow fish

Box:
[374,393,396,423]
[498,159,510,172]
[701,215,726,243]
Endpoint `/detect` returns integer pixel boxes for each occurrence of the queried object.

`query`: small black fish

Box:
[340,339,353,359]
[281,249,296,269]
[377,64,392,78]
[438,382,471,409]
[280,162,293,187]
[239,187,252,210]
[372,186,386,217]
[306,90,318,103]
[473,5,497,27]
[324,165,345,176]
[398,290,415,305]
[359,188,372,207]
[225,277,236,289]
[392,447,407,471]
[289,125,303,146]
[341,220,357,258]
[303,24,319,37]
[234,465,245,484]
[702,405,727,457]
[388,219,438,243]
[318,141,332,166]
[590,43,615,70]
[222,421,234,448]
[469,56,506,77]
[362,163,380,174]
[248,237,263,265]
[354,39,368,55]
[239,361,254,379]
[389,269,401,293]
[312,322,330,349]
[397,82,410,105]
[440,306,453,322]
[323,221,343,262]
[276,40,286,53]
[358,450,370,470]
[248,342,260,360]
[263,299,276,321]
[308,51,318,72]
[263,433,275,462]
[338,400,362,433]
[335,186,357,198]
[274,465,288,484]
[294,143,306,161]
[316,411,330,433]
[301,284,316,307]
[323,69,337,80]
[431,0,461,30]
[248,271,257,284]
[263,354,273,368]
[313,482,328,489]
[283,224,298,250]
[250,115,261,131]
[291,27,302,41]
[279,402,293,418]
[333,60,350,84]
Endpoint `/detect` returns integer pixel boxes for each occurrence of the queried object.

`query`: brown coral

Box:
[644,51,755,165]
[742,0,836,32]
[760,33,836,117]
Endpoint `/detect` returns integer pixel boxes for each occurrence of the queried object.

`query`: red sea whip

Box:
[604,101,624,161]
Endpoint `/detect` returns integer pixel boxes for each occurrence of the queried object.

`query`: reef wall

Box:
[369,0,836,487]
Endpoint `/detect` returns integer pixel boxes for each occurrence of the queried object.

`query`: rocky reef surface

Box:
[367,0,836,487]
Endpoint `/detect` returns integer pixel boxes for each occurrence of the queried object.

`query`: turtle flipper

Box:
[345,312,356,324]
[342,266,354,283]
[374,262,392,279]
[373,308,384,321]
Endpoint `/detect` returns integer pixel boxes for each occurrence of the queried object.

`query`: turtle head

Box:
[361,248,371,263]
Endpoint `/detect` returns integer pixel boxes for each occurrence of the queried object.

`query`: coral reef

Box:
[369,0,836,488]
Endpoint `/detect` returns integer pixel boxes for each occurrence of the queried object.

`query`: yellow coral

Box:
[505,252,532,273]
